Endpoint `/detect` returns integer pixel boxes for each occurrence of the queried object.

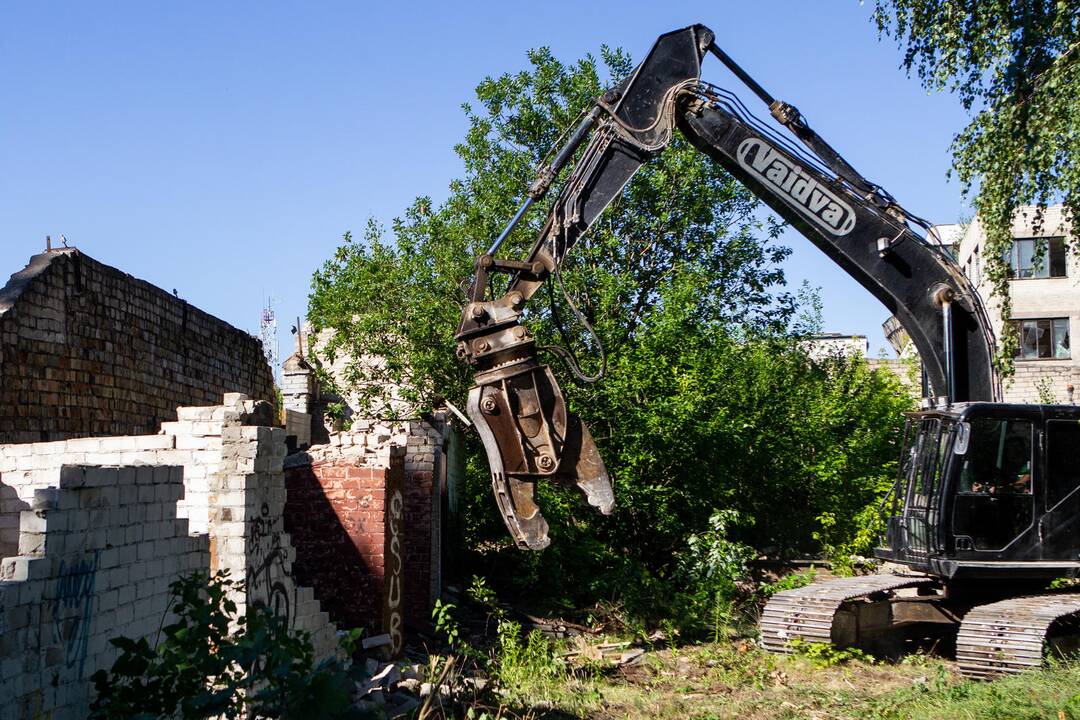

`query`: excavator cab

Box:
[878,403,1080,581]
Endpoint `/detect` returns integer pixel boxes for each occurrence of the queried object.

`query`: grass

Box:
[434,574,1080,719]
[872,659,1080,720]
[455,638,1080,719]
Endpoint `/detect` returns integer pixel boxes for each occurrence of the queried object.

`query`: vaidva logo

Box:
[737,138,856,236]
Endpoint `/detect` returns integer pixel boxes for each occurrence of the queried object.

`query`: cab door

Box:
[950,417,1035,555]
[900,418,951,559]
[1037,419,1080,558]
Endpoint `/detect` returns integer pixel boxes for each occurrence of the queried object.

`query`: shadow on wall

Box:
[283,463,376,633]
[0,481,29,559]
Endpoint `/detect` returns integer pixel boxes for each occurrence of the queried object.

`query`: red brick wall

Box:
[283,456,404,639]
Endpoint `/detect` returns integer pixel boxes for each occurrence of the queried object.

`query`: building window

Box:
[1015,318,1070,359]
[965,247,982,286]
[1006,237,1067,279]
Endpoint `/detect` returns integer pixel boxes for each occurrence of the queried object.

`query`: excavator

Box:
[452,25,1080,678]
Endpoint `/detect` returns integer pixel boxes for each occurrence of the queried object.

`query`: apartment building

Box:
[954,205,1079,404]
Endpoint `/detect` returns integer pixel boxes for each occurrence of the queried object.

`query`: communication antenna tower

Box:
[259,297,280,383]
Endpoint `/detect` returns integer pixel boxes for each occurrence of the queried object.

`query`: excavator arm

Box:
[454,24,1000,550]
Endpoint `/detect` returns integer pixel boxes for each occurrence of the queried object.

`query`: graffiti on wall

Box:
[247,502,294,626]
[386,488,404,657]
[50,551,100,676]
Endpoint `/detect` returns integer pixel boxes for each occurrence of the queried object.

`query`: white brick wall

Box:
[0,465,207,719]
[0,394,341,719]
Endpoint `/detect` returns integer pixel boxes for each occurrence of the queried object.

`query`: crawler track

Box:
[956,593,1080,678]
[760,573,935,653]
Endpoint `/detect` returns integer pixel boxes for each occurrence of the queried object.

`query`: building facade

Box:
[954,206,1079,404]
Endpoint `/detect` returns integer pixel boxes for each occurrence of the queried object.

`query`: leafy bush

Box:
[493,622,563,689]
[787,638,873,668]
[672,509,755,639]
[90,571,363,720]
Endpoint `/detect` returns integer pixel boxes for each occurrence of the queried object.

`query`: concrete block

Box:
[18,510,46,534]
[134,435,176,451]
[223,392,248,407]
[85,453,124,466]
[117,467,137,487]
[98,588,119,613]
[135,467,155,486]
[98,436,138,453]
[1,558,28,582]
[123,525,143,545]
[84,466,119,489]
[187,421,222,437]
[116,452,152,466]
[116,578,134,604]
[98,548,119,571]
[177,406,219,422]
[136,485,154,504]
[63,438,103,453]
[152,466,172,486]
[36,441,69,456]
[165,431,202,453]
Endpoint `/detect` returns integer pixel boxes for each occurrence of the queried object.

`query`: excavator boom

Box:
[454,24,999,550]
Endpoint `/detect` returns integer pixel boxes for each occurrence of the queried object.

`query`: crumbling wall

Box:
[0,249,274,444]
[0,465,207,719]
[0,395,340,719]
[283,416,447,649]
[401,420,444,627]
[284,435,406,655]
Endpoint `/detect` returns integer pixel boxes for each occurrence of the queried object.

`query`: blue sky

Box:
[1,1,973,368]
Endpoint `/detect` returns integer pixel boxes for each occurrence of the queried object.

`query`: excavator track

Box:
[956,593,1080,678]
[761,573,936,653]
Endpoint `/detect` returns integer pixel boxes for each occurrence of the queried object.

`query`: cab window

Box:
[957,419,1033,495]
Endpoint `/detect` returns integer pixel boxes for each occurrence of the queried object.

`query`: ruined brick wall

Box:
[0,465,208,719]
[0,249,274,444]
[283,417,446,648]
[284,446,405,653]
[0,394,341,718]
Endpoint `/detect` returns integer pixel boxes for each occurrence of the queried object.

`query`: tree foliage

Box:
[309,44,914,618]
[874,0,1080,370]
[90,571,363,720]
[308,46,790,416]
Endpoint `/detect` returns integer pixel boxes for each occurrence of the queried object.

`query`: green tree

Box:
[874,0,1080,370]
[308,44,914,618]
[307,46,789,418]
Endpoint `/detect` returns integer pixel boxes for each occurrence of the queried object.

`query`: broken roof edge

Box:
[0,249,79,318]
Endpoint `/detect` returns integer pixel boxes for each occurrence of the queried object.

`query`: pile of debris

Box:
[351,658,490,718]
[562,637,646,667]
